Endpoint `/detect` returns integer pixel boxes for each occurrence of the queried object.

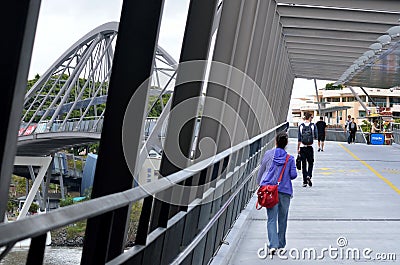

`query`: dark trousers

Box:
[300,146,314,184]
[350,131,356,143]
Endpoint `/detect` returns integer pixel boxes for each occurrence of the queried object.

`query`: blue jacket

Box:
[257,148,297,196]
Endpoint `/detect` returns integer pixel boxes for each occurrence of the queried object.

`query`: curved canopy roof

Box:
[276,0,400,88]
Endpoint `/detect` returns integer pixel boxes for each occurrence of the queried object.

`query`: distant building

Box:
[291,87,400,126]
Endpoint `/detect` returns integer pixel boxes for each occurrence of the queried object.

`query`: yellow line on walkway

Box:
[339,143,400,195]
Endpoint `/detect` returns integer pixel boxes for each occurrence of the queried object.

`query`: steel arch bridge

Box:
[18,22,177,156]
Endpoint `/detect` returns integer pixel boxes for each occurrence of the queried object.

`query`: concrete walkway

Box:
[216,139,400,264]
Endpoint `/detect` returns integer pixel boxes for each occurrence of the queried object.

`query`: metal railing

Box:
[1,122,288,264]
[393,123,400,144]
[288,126,366,143]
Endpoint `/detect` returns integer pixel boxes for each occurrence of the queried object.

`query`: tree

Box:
[325,83,343,90]
[147,93,171,117]
[29,203,39,214]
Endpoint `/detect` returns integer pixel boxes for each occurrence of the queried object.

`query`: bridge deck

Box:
[216,139,400,264]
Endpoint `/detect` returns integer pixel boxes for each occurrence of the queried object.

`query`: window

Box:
[370,96,387,107]
[343,97,356,102]
[327,97,340,102]
[389,97,400,107]
[359,110,366,117]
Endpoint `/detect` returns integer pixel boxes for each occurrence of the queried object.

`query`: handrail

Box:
[169,164,258,265]
[0,122,286,247]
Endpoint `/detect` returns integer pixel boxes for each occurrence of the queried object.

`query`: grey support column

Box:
[245,0,270,139]
[314,78,322,116]
[230,0,260,147]
[268,23,283,123]
[81,0,165,263]
[0,1,41,221]
[228,0,259,148]
[260,8,279,131]
[150,0,218,229]
[195,0,245,162]
[252,0,276,137]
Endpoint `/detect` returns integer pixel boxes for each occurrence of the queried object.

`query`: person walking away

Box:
[349,118,357,143]
[297,112,318,187]
[316,117,327,151]
[257,132,297,254]
[345,115,352,144]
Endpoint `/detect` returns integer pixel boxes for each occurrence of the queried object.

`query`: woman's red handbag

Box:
[256,155,289,210]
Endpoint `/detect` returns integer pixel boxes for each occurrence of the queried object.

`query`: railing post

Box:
[0,1,41,222]
[81,0,165,263]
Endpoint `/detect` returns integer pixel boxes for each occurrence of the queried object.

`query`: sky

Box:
[29,0,190,78]
[28,0,332,119]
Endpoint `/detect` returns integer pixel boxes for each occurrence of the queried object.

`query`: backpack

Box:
[301,123,313,145]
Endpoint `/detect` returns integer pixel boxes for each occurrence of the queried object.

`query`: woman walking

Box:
[257,132,297,254]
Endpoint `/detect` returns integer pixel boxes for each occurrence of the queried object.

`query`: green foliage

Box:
[59,196,74,207]
[23,74,108,123]
[126,201,143,244]
[148,93,171,117]
[325,83,343,90]
[360,120,371,132]
[83,187,92,200]
[66,220,87,239]
[29,203,39,213]
[11,175,27,197]
[7,200,18,213]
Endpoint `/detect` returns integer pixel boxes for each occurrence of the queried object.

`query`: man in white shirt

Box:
[297,112,318,187]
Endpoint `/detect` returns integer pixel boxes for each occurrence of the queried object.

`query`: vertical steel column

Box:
[245,0,270,139]
[280,56,291,122]
[196,0,245,152]
[193,0,244,188]
[251,0,276,137]
[152,0,218,229]
[273,38,285,123]
[276,51,286,122]
[227,0,258,148]
[81,0,165,263]
[314,78,322,116]
[269,36,282,122]
[0,1,41,221]
[259,7,279,132]
[268,23,283,123]
[230,0,259,147]
[26,233,47,265]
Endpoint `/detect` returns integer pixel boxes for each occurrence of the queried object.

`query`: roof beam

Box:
[291,60,350,67]
[276,0,400,13]
[291,66,348,73]
[278,5,400,24]
[286,43,370,54]
[289,53,358,61]
[289,54,354,63]
[280,17,393,34]
[283,28,381,42]
[295,74,339,80]
[285,36,372,48]
[293,69,343,75]
[288,49,361,58]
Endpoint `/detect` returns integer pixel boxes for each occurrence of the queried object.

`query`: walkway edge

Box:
[210,194,258,265]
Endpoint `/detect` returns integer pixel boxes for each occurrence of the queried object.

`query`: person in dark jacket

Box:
[349,118,357,143]
[257,132,297,254]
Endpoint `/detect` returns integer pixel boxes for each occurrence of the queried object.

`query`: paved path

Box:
[226,140,400,264]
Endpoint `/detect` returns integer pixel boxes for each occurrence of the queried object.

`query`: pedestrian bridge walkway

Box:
[213,139,400,264]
